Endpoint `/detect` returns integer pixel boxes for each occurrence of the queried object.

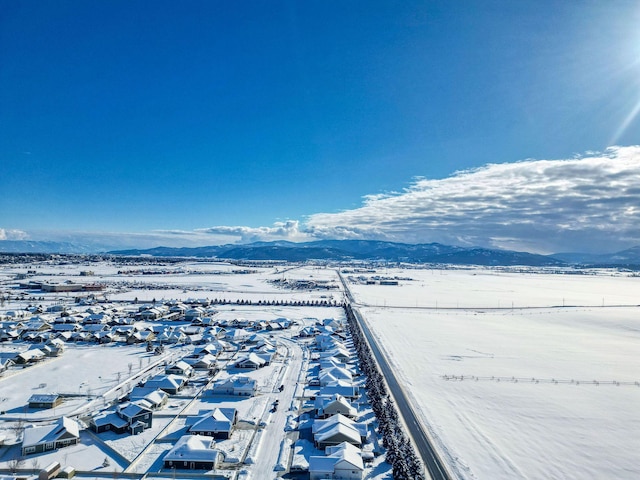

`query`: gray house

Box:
[22,417,80,456]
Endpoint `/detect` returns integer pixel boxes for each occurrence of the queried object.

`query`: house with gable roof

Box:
[211,375,257,397]
[144,374,188,395]
[315,394,358,419]
[319,366,353,386]
[22,417,80,455]
[13,348,46,365]
[116,401,153,432]
[312,414,367,449]
[89,410,130,434]
[163,434,220,470]
[234,352,267,369]
[188,408,238,439]
[166,360,194,377]
[309,442,364,480]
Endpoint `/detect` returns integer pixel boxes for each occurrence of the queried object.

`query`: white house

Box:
[315,394,358,419]
[210,376,257,397]
[309,442,364,480]
[313,414,367,449]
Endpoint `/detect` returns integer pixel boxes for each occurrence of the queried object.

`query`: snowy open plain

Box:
[348,268,640,479]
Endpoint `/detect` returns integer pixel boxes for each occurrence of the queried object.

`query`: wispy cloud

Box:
[306,146,640,253]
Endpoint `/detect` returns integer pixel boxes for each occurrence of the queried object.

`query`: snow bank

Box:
[275,438,293,471]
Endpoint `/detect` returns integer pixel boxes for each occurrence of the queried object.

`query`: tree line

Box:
[344,304,425,480]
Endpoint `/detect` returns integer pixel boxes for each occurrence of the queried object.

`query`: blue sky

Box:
[2,1,640,253]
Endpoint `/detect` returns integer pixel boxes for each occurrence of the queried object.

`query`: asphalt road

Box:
[337,271,452,480]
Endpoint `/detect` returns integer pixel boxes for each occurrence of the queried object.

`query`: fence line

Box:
[442,375,640,387]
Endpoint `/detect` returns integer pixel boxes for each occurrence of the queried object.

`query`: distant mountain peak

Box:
[108,240,565,266]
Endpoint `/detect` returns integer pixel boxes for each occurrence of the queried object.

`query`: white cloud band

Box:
[306,146,640,253]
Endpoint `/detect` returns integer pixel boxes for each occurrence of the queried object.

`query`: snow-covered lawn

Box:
[0,343,162,420]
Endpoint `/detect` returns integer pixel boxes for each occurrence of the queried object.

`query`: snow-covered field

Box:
[348,267,640,308]
[352,268,640,479]
[4,261,341,305]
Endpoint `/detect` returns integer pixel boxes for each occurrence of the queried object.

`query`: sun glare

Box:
[607,5,640,146]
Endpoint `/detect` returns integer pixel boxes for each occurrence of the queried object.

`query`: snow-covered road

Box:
[247,335,305,478]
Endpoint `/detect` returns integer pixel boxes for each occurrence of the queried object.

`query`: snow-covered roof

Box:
[309,441,364,474]
[22,417,80,449]
[189,408,236,433]
[163,435,219,462]
[91,410,128,429]
[315,422,362,446]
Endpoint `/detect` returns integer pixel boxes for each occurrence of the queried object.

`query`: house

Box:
[319,357,345,371]
[187,354,217,372]
[169,303,187,316]
[43,338,66,356]
[0,329,20,342]
[225,327,251,343]
[13,348,46,365]
[312,414,367,449]
[207,338,234,352]
[116,401,153,432]
[188,408,238,439]
[89,411,129,434]
[315,394,358,419]
[22,417,80,455]
[319,366,353,386]
[69,332,89,342]
[234,352,266,369]
[299,326,320,337]
[184,307,206,322]
[322,317,345,330]
[309,442,364,480]
[129,388,169,410]
[319,381,359,401]
[95,331,117,344]
[84,312,111,324]
[193,344,220,356]
[139,307,165,320]
[191,317,216,327]
[205,326,226,339]
[163,331,188,344]
[51,323,81,333]
[163,435,220,470]
[28,394,63,409]
[144,374,188,395]
[320,345,351,363]
[211,376,257,397]
[166,361,194,377]
[127,331,155,344]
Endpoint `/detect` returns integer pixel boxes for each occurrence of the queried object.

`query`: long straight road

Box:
[337,271,452,480]
[248,335,303,479]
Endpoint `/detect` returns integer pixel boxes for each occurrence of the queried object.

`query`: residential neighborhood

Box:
[0,261,401,480]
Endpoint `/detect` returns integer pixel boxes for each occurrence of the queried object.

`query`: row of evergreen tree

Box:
[344,304,426,480]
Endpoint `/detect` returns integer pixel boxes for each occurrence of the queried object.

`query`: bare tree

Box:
[30,457,40,473]
[11,418,24,441]
[8,456,24,473]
